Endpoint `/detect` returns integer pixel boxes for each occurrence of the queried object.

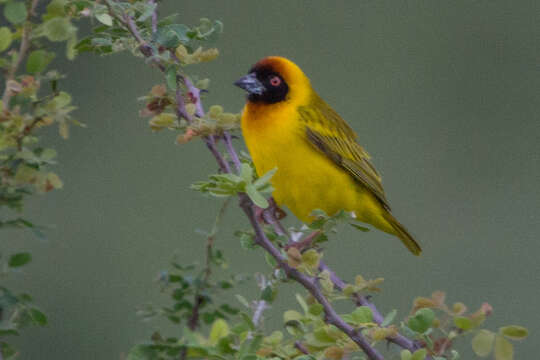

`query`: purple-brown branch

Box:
[118,7,429,359]
[238,194,384,360]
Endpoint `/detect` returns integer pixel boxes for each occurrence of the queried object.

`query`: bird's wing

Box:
[298,94,390,209]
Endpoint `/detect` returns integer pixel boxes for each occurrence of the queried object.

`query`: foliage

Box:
[0,1,529,360]
[0,0,84,357]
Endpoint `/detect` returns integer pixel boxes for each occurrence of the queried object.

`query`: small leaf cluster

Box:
[129,251,263,360]
[0,255,47,359]
[137,259,240,326]
[398,291,528,359]
[140,84,241,142]
[192,163,275,209]
[1,1,84,358]
[75,2,238,144]
[1,1,82,222]
[74,0,222,64]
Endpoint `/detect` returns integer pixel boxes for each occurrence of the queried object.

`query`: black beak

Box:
[234,73,265,95]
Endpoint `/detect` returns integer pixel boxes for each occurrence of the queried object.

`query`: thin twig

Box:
[16,117,43,150]
[251,300,267,327]
[188,199,230,330]
[1,0,40,107]
[294,341,309,355]
[124,14,145,44]
[223,131,241,172]
[148,0,158,35]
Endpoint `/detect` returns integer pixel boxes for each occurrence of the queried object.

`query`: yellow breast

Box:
[241,100,361,222]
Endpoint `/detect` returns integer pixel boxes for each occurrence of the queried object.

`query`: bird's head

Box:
[234,56,310,105]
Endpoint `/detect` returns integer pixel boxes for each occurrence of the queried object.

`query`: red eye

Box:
[270,76,281,87]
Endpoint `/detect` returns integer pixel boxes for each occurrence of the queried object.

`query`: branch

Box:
[148,0,157,35]
[188,198,230,330]
[264,202,425,356]
[2,0,40,107]
[118,8,425,359]
[251,299,267,328]
[318,262,423,354]
[238,193,384,360]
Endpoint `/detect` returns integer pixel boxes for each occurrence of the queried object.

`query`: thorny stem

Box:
[120,7,426,359]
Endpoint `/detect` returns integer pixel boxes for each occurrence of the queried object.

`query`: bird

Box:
[234,56,421,255]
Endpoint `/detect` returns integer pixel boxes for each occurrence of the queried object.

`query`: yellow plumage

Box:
[237,56,421,255]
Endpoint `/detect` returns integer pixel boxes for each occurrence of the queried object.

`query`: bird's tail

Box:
[383,212,422,256]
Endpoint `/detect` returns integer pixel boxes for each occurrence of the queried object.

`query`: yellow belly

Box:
[242,105,390,230]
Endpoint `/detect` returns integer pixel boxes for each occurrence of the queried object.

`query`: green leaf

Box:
[264,330,283,346]
[381,309,397,327]
[245,184,268,208]
[240,162,253,182]
[411,348,427,360]
[42,18,76,42]
[66,33,77,60]
[50,91,72,108]
[499,325,528,340]
[494,334,513,360]
[26,50,55,74]
[343,306,373,325]
[0,27,12,52]
[408,308,435,334]
[8,252,32,267]
[454,316,473,331]
[296,293,308,313]
[126,344,159,360]
[165,66,177,90]
[401,350,412,360]
[45,0,66,18]
[29,308,48,326]
[301,249,320,269]
[95,13,113,26]
[235,294,250,308]
[260,286,275,302]
[283,310,303,323]
[155,24,190,48]
[349,222,370,232]
[472,330,495,357]
[209,318,229,345]
[308,303,323,316]
[253,167,276,190]
[4,1,27,24]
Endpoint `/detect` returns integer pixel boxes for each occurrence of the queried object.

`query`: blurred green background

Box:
[4,0,539,358]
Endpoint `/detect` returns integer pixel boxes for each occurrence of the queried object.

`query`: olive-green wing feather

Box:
[298,94,390,209]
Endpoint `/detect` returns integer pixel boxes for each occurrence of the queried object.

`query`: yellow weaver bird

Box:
[234,56,421,255]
